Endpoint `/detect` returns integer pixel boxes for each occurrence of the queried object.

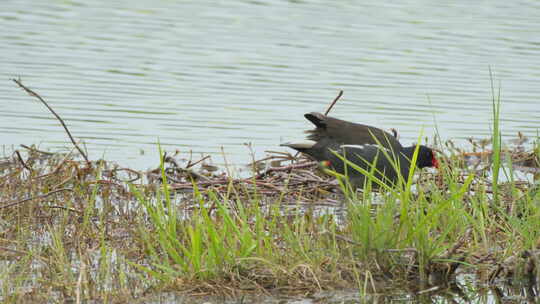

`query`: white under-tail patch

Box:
[280,140,316,149]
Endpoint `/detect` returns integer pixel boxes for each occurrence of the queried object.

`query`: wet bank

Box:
[1,131,540,303]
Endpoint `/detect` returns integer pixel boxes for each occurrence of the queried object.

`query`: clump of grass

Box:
[130,151,349,293]
[325,136,472,284]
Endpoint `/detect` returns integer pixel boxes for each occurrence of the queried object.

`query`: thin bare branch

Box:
[324,90,344,116]
[14,150,32,172]
[0,188,73,210]
[185,155,211,169]
[12,79,90,165]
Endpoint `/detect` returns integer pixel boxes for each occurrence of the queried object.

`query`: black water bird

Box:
[282,112,438,189]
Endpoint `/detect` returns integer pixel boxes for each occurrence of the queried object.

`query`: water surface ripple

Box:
[1,0,539,168]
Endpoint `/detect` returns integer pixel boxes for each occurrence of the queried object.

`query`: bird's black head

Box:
[402,145,439,168]
[415,145,439,168]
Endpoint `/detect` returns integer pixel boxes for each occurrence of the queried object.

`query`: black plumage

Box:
[282,112,438,189]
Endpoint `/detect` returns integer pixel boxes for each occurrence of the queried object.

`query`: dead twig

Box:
[12,79,90,165]
[185,155,211,169]
[32,149,74,180]
[45,205,83,214]
[324,90,343,116]
[0,188,73,210]
[14,150,32,172]
[105,167,142,183]
[253,161,317,179]
[20,144,56,155]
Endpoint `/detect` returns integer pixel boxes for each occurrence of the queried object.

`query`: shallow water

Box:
[142,275,539,303]
[1,0,540,169]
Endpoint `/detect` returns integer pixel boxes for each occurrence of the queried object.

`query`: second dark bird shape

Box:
[282,112,438,189]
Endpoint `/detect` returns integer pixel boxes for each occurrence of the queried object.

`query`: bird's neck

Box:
[400,146,418,160]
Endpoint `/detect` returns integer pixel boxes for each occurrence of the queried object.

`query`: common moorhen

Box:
[282,112,438,189]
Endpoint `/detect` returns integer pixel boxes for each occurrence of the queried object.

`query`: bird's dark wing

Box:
[304,112,402,151]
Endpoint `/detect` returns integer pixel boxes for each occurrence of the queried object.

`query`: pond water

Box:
[144,276,539,303]
[1,0,540,169]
